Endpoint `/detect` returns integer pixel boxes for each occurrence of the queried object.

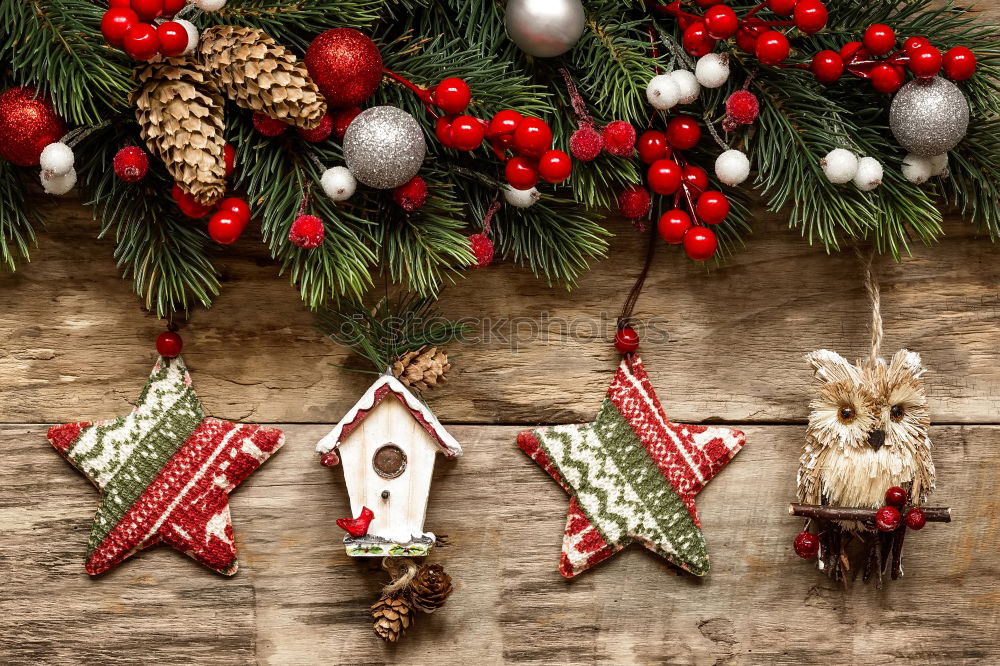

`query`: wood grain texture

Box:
[2,423,997,665]
[2,199,999,425]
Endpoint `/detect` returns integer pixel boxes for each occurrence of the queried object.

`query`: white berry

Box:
[668,70,700,105]
[173,19,200,55]
[321,166,357,201]
[39,142,74,177]
[927,153,949,176]
[820,148,859,184]
[714,149,750,186]
[852,156,884,191]
[902,153,934,185]
[503,185,540,208]
[194,0,226,11]
[695,54,729,89]
[40,167,76,195]
[646,74,680,111]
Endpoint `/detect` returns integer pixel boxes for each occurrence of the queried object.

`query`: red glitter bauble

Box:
[156,331,183,358]
[305,28,382,108]
[0,87,67,167]
[725,90,760,126]
[618,184,651,219]
[331,106,362,140]
[113,146,149,182]
[468,233,494,269]
[392,175,428,211]
[569,125,603,161]
[602,120,636,158]
[289,214,326,249]
[297,113,334,143]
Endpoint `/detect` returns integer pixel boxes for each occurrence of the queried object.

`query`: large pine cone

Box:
[371,592,415,643]
[132,57,226,205]
[391,346,451,392]
[197,25,326,129]
[410,564,453,614]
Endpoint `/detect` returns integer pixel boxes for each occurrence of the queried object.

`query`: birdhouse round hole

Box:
[373,444,407,479]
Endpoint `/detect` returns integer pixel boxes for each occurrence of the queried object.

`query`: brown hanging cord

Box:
[618,222,658,331]
[381,556,419,594]
[855,246,884,362]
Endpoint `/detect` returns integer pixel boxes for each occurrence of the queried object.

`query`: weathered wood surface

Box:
[2,199,999,425]
[2,423,997,665]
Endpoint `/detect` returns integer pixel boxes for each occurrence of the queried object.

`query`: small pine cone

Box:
[371,592,415,643]
[197,25,327,129]
[391,346,451,392]
[132,57,226,206]
[409,564,453,614]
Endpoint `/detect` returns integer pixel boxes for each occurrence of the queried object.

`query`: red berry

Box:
[811,50,844,83]
[725,91,760,126]
[513,117,552,158]
[130,0,163,22]
[208,211,246,245]
[735,18,766,54]
[682,22,717,58]
[614,327,640,354]
[905,507,927,530]
[602,120,637,158]
[875,506,902,532]
[538,150,573,183]
[468,233,494,269]
[704,6,739,39]
[863,24,896,56]
[123,22,160,60]
[683,226,717,261]
[217,197,251,225]
[647,159,683,195]
[637,130,669,165]
[486,110,522,139]
[943,46,976,80]
[755,30,790,65]
[793,0,827,35]
[768,0,798,17]
[101,8,138,47]
[619,185,651,219]
[903,36,931,54]
[682,165,709,193]
[113,146,149,182]
[885,486,908,507]
[223,144,236,177]
[658,209,692,244]
[450,115,486,151]
[433,77,472,115]
[288,214,325,249]
[505,156,539,190]
[171,183,213,218]
[435,116,456,149]
[161,0,185,17]
[840,41,866,62]
[870,63,904,93]
[696,190,729,224]
[156,331,183,358]
[253,112,287,137]
[331,106,361,140]
[570,126,603,161]
[665,115,702,150]
[908,46,942,78]
[392,175,428,211]
[294,114,332,143]
[156,20,189,57]
[793,530,820,559]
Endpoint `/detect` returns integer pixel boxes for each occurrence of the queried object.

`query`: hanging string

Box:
[857,246,884,362]
[618,222,658,331]
[381,556,419,594]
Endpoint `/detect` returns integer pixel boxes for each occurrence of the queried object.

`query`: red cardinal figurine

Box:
[337,506,374,537]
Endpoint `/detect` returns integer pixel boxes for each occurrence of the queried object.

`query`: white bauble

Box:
[820,148,859,184]
[505,0,586,58]
[927,153,949,176]
[173,19,200,55]
[39,142,74,176]
[503,185,540,208]
[194,0,226,11]
[901,153,934,184]
[669,69,700,104]
[646,74,680,111]
[321,166,357,201]
[695,54,729,89]
[852,156,884,191]
[714,149,750,186]
[40,167,76,195]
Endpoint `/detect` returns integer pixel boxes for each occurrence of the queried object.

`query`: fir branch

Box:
[200,0,385,49]
[0,161,37,271]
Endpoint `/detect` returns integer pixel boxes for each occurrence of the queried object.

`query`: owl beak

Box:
[868,429,886,451]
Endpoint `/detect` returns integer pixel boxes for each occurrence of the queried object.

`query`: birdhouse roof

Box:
[316,374,462,457]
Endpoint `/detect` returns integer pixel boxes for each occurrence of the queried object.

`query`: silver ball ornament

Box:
[889,76,969,157]
[343,106,426,189]
[505,0,586,58]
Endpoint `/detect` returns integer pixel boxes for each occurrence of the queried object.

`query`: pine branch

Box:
[0,161,37,271]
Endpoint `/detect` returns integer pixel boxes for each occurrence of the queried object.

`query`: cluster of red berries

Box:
[170,145,249,244]
[810,26,977,93]
[100,0,191,61]
[485,112,572,190]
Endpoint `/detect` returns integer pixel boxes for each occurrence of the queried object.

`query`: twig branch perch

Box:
[789,503,952,523]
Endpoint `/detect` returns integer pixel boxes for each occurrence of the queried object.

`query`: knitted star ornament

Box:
[518,355,745,578]
[47,356,284,576]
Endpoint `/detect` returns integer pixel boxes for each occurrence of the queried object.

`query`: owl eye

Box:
[838,406,855,423]
[890,405,905,422]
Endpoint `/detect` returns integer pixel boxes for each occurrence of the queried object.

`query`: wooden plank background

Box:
[2,194,999,665]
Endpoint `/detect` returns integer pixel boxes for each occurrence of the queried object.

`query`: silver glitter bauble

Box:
[343,106,426,189]
[505,0,586,58]
[889,76,969,157]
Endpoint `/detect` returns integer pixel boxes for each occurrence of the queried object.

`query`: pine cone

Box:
[371,592,415,643]
[197,25,327,129]
[410,564,453,613]
[391,346,451,392]
[132,57,226,206]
